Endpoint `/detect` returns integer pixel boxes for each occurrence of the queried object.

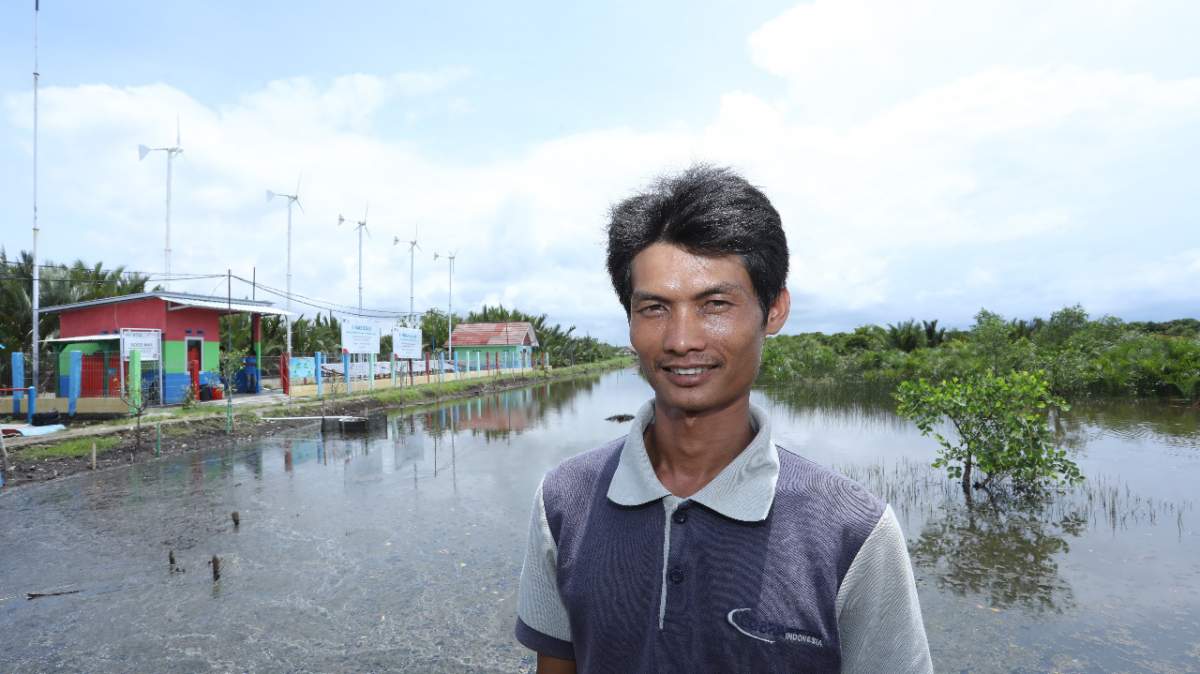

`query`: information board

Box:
[340,320,380,355]
[120,328,161,362]
[290,356,316,379]
[391,327,423,359]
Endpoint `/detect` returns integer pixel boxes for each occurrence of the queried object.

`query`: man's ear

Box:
[765,287,790,336]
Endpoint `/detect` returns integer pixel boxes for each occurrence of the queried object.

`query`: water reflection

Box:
[758,384,911,432]
[911,501,1081,613]
[841,457,1193,617]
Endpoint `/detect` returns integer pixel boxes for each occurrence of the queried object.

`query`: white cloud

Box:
[3,2,1199,345]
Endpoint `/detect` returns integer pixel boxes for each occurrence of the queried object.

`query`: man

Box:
[515,165,932,673]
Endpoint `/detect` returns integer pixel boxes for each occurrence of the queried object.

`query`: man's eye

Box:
[638,304,666,316]
[703,300,731,312]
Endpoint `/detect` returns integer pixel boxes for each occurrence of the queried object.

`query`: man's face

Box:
[628,243,790,418]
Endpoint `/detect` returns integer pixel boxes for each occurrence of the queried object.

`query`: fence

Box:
[2,347,552,414]
[2,348,159,418]
[279,350,550,399]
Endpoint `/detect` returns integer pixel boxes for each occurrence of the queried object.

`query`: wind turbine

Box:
[433,249,457,358]
[338,205,369,310]
[138,117,184,290]
[394,225,420,324]
[267,175,303,353]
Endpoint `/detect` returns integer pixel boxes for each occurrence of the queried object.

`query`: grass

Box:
[20,436,120,461]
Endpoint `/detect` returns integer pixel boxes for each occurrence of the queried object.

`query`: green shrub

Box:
[894,370,1082,494]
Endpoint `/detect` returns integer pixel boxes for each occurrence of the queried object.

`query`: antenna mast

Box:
[31,0,40,389]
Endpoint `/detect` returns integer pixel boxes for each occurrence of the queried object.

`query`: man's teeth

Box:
[670,367,707,375]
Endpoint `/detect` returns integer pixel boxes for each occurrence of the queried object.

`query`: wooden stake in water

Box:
[211,554,221,582]
[155,422,161,457]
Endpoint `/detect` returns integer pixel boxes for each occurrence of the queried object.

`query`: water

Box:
[1,369,1197,672]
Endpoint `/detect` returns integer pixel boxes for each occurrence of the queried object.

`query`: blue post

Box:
[454,354,460,380]
[391,353,397,388]
[315,352,324,397]
[438,352,445,383]
[369,354,376,391]
[27,386,36,423]
[68,350,82,417]
[11,352,24,416]
[342,352,352,394]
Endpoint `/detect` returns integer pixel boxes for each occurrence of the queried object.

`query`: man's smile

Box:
[660,362,720,386]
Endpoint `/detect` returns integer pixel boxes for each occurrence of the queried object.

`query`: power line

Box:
[233,275,419,318]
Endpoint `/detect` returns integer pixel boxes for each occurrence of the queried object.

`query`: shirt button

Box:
[668,566,685,584]
[672,509,688,524]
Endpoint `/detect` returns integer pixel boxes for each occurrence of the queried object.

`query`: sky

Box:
[1,0,1198,346]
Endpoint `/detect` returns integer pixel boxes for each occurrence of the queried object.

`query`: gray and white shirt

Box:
[516,401,932,673]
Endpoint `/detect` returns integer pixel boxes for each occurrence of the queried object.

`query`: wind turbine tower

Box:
[138,118,184,290]
[394,226,420,325]
[338,206,370,310]
[267,176,303,352]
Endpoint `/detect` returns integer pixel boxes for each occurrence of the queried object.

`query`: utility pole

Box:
[434,251,456,358]
[30,0,40,390]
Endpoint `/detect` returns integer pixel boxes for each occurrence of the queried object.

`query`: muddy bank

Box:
[1,361,633,489]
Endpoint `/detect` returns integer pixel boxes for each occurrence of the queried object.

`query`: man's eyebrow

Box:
[692,282,743,299]
[630,290,668,304]
[630,283,745,304]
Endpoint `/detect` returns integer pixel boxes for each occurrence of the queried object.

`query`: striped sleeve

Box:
[515,478,575,661]
[835,505,933,674]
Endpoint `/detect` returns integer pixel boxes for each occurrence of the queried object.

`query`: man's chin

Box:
[652,389,732,418]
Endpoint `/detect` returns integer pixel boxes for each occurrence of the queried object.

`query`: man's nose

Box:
[663,308,706,355]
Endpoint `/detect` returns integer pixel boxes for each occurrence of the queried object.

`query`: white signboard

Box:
[340,320,381,355]
[391,327,423,359]
[120,328,161,362]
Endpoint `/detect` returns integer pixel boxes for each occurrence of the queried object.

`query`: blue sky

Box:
[2,1,1198,345]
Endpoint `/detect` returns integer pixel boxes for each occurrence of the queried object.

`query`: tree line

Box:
[760,305,1200,400]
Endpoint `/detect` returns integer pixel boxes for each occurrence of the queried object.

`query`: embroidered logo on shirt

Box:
[726,608,825,647]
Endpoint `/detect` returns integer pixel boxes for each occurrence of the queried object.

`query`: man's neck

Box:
[645,397,756,499]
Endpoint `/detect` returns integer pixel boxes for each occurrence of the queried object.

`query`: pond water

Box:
[1,368,1197,672]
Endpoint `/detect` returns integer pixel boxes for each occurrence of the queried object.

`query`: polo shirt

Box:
[515,400,932,673]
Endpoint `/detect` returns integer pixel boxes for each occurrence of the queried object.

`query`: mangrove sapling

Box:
[119,379,150,452]
[894,370,1082,495]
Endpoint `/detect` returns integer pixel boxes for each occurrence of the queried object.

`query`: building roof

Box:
[450,322,539,348]
[39,291,294,317]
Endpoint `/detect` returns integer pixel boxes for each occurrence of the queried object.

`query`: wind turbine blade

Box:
[394,236,400,245]
[295,173,302,197]
[175,115,181,147]
[363,203,369,223]
[294,197,304,214]
[266,189,276,202]
[138,144,151,161]
[337,214,345,227]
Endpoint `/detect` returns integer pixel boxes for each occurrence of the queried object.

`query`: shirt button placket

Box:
[661,500,691,634]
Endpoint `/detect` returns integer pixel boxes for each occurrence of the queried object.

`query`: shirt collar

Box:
[606,399,780,522]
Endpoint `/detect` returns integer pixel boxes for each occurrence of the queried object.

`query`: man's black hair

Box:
[606,164,789,322]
